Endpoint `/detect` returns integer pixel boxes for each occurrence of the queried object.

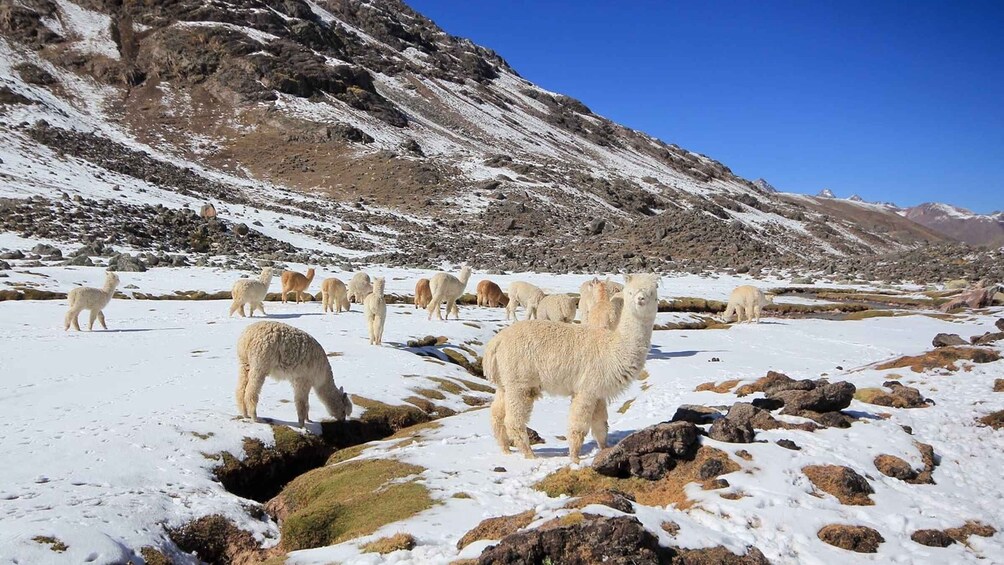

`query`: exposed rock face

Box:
[817,524,884,553]
[774,381,856,415]
[902,202,1004,247]
[592,422,698,480]
[708,416,755,444]
[457,511,536,550]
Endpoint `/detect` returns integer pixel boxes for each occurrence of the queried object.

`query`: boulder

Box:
[708,417,754,444]
[669,404,719,425]
[803,465,874,505]
[775,381,855,415]
[817,525,884,553]
[592,422,698,480]
[910,529,955,548]
[873,454,918,482]
[932,333,967,347]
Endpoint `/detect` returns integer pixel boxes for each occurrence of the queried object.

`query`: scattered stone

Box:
[592,422,698,480]
[708,417,755,444]
[997,318,1004,332]
[106,253,147,272]
[910,529,955,548]
[978,410,1004,429]
[0,250,24,260]
[564,490,635,514]
[873,454,917,482]
[971,331,1004,345]
[817,524,884,553]
[492,467,507,473]
[0,260,9,270]
[775,381,856,415]
[932,333,967,347]
[526,427,544,446]
[776,439,800,450]
[407,335,439,348]
[670,404,719,425]
[994,379,1004,392]
[586,218,605,235]
[854,383,932,409]
[234,223,250,237]
[62,255,93,266]
[803,465,874,505]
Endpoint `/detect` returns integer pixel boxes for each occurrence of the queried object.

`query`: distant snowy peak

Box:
[752,178,777,193]
[817,188,835,198]
[847,194,864,202]
[902,202,1004,246]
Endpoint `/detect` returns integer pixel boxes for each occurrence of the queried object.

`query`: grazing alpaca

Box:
[583,283,623,330]
[321,277,350,314]
[578,278,623,325]
[485,274,659,462]
[64,272,120,331]
[281,268,315,304]
[536,293,578,323]
[347,272,373,303]
[236,321,352,427]
[427,265,473,321]
[722,285,773,323]
[505,281,545,321]
[477,280,509,308]
[229,268,273,318]
[364,277,387,345]
[414,278,432,309]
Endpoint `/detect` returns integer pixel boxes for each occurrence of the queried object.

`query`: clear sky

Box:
[408,0,1004,213]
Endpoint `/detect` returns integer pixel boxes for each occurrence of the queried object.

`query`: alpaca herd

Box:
[61,265,775,465]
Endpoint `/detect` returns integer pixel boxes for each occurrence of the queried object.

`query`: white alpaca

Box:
[722,285,773,323]
[64,272,120,331]
[229,268,273,318]
[236,321,352,427]
[505,281,545,321]
[347,272,373,303]
[364,277,387,345]
[584,283,623,330]
[536,293,578,323]
[485,274,660,462]
[578,278,623,325]
[427,265,472,321]
[321,277,350,314]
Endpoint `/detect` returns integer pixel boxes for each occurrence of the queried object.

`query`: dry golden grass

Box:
[617,398,635,414]
[361,533,416,554]
[535,446,738,511]
[875,347,1000,373]
[456,510,536,549]
[694,379,741,393]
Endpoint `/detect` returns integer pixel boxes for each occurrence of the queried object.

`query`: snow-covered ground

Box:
[1,266,1002,564]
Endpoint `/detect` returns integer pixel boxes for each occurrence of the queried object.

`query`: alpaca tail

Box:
[315,376,351,420]
[483,338,501,385]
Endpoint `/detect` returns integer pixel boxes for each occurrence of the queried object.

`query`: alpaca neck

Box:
[259,270,272,284]
[457,270,471,285]
[304,269,315,284]
[373,282,385,296]
[103,278,119,295]
[611,306,656,368]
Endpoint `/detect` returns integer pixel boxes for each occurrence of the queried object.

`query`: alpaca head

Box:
[260,267,273,281]
[764,293,775,305]
[622,274,660,316]
[458,265,472,281]
[373,277,386,295]
[105,271,120,289]
[334,386,352,420]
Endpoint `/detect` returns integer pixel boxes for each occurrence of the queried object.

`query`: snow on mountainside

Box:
[0,0,971,276]
[902,203,1004,247]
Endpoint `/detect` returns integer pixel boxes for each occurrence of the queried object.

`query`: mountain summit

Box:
[0,0,988,275]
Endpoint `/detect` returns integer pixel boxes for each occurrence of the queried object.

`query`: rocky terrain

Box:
[0,0,999,281]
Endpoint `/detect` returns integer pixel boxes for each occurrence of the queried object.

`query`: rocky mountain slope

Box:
[901,203,1004,247]
[0,0,997,278]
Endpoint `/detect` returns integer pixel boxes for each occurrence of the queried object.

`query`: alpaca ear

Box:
[624,274,634,284]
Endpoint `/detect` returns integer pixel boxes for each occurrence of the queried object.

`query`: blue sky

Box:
[408,1,1004,213]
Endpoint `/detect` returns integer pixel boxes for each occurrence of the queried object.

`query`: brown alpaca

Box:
[414,278,432,309]
[281,268,315,304]
[477,280,509,307]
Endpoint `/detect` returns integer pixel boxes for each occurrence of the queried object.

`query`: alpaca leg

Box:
[567,394,596,464]
[88,309,98,331]
[64,308,79,331]
[293,381,310,428]
[229,301,240,317]
[504,390,536,459]
[243,365,267,422]
[590,399,609,449]
[236,362,250,417]
[754,304,762,323]
[281,287,287,304]
[449,300,459,320]
[506,300,517,321]
[255,302,266,316]
[97,311,107,330]
[490,388,511,454]
[376,316,385,345]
